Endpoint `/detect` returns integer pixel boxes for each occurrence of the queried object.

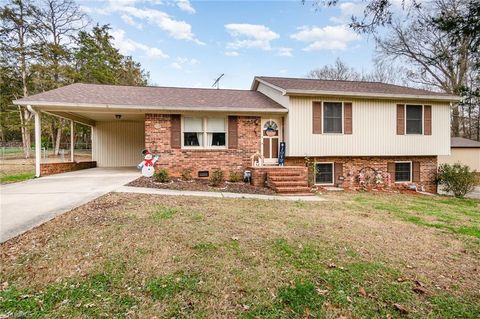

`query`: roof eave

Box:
[284,89,460,102]
[251,77,287,95]
[13,100,288,113]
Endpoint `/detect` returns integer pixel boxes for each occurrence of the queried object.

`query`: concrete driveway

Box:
[0,168,140,242]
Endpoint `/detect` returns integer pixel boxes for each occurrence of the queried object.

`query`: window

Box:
[315,163,334,184]
[406,105,423,134]
[207,117,226,147]
[395,162,412,182]
[323,102,343,133]
[183,117,226,148]
[184,117,203,147]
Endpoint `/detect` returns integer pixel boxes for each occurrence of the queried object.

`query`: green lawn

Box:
[0,192,479,318]
[0,171,35,184]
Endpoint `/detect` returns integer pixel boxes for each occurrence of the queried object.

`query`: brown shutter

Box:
[424,105,432,135]
[228,116,238,149]
[387,162,396,182]
[344,102,352,134]
[396,104,405,135]
[334,162,343,183]
[412,162,421,182]
[170,114,181,149]
[312,102,322,134]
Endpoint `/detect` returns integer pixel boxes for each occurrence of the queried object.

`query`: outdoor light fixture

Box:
[115,114,122,119]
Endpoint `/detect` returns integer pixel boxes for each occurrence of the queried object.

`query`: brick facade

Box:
[285,156,438,193]
[145,114,261,178]
[144,114,438,193]
[40,161,97,176]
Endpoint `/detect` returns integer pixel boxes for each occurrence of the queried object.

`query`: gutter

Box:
[13,100,288,113]
[284,89,460,102]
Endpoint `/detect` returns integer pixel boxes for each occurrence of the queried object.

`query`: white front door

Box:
[261,118,282,165]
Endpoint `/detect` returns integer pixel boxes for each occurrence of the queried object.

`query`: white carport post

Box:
[27,105,41,177]
[70,120,74,162]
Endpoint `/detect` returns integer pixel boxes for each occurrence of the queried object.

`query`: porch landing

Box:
[249,166,312,195]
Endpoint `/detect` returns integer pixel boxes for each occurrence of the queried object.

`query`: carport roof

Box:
[13,83,287,113]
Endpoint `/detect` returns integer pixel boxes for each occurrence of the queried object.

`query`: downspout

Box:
[27,105,41,177]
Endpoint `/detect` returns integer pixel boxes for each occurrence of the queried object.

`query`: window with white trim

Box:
[406,105,423,134]
[323,102,343,133]
[315,163,334,184]
[395,162,412,182]
[183,117,226,148]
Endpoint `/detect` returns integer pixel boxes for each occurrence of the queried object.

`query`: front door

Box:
[261,118,282,165]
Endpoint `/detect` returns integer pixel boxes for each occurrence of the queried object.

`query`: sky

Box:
[79,0,380,89]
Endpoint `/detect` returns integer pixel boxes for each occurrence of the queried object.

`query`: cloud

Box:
[176,0,195,14]
[121,14,143,29]
[111,29,169,59]
[224,51,240,57]
[95,0,203,44]
[329,2,365,24]
[225,24,279,51]
[276,47,293,57]
[170,57,198,69]
[290,25,360,51]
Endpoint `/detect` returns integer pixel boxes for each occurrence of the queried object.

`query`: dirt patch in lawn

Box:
[1,192,479,318]
[127,176,276,195]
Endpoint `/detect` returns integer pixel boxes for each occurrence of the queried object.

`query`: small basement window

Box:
[395,162,412,182]
[315,163,334,184]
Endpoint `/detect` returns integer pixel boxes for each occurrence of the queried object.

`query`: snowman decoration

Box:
[137,149,159,177]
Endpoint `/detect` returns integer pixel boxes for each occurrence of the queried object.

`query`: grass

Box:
[0,171,35,184]
[350,193,480,238]
[0,192,479,318]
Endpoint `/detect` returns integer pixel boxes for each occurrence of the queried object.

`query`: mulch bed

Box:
[127,176,276,195]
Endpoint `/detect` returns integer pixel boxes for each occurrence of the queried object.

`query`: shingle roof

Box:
[451,137,480,148]
[255,76,458,100]
[14,83,286,112]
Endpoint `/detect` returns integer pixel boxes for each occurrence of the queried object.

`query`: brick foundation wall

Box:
[285,156,438,193]
[40,161,97,176]
[145,114,261,178]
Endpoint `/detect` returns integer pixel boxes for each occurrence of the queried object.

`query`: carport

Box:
[14,84,148,177]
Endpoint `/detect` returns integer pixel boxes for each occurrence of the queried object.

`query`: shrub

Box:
[437,163,477,198]
[228,171,242,183]
[181,168,193,181]
[210,169,224,186]
[153,168,170,183]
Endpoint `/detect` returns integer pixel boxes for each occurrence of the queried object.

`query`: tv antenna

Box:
[212,73,224,89]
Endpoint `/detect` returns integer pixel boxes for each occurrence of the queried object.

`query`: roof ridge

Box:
[72,82,252,92]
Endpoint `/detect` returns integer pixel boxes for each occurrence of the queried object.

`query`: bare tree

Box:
[376,0,474,136]
[0,0,40,158]
[34,0,88,155]
[307,58,408,85]
[307,58,361,80]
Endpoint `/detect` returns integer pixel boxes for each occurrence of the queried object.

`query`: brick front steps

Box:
[250,166,312,195]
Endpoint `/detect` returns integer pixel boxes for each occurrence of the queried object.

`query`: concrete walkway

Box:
[0,168,140,242]
[115,185,324,201]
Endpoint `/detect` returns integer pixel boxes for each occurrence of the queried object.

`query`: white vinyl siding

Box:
[286,96,451,156]
[92,121,145,167]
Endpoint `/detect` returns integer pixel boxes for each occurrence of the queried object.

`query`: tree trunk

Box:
[53,118,64,156]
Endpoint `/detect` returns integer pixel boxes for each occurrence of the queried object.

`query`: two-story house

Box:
[14,76,458,194]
